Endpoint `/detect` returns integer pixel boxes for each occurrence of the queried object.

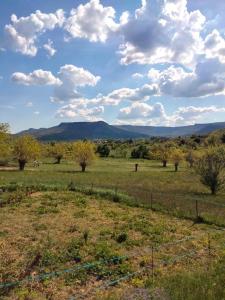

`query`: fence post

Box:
[150,193,153,210]
[135,163,138,172]
[207,233,211,271]
[151,245,154,285]
[195,200,199,219]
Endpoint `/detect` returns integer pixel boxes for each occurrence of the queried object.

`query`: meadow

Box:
[0,158,225,299]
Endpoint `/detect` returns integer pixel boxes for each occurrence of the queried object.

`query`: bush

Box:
[131,145,149,159]
[116,232,128,243]
[97,144,110,157]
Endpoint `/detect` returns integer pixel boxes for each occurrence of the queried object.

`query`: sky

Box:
[1,0,225,133]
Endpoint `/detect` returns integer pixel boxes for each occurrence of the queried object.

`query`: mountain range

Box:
[16,121,225,141]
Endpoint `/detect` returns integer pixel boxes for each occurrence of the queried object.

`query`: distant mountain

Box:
[117,122,225,138]
[17,121,148,141]
[16,121,225,141]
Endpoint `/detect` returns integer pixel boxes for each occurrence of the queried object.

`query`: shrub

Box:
[116,232,128,243]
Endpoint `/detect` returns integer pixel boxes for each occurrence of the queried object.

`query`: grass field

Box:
[0,158,225,299]
[1,158,225,226]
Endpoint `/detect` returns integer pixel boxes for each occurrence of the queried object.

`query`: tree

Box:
[13,135,40,170]
[72,141,96,172]
[152,143,172,167]
[195,147,225,195]
[185,150,201,168]
[48,142,66,164]
[96,144,110,157]
[0,123,11,163]
[170,148,184,172]
[131,145,149,159]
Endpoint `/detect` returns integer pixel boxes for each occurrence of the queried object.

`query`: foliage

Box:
[72,140,96,172]
[131,145,149,159]
[46,142,66,164]
[97,144,110,157]
[13,135,40,170]
[0,123,11,162]
[152,143,173,167]
[170,148,184,171]
[195,146,225,195]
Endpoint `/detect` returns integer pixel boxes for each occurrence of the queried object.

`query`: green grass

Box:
[1,158,225,226]
[0,190,224,299]
[1,156,225,299]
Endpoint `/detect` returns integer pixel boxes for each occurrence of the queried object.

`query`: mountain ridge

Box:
[16,121,225,141]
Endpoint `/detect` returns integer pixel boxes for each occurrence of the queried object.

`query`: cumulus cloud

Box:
[95,84,158,106]
[11,69,61,86]
[51,64,101,103]
[64,0,120,42]
[5,9,64,56]
[56,98,104,121]
[117,102,225,126]
[132,73,144,79]
[118,102,166,120]
[147,58,225,98]
[11,64,100,104]
[204,30,225,63]
[43,39,57,57]
[119,0,205,67]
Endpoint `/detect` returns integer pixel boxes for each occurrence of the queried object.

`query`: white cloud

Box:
[132,73,144,79]
[5,9,64,56]
[119,0,205,68]
[147,58,225,98]
[34,111,40,115]
[95,84,158,106]
[117,102,225,126]
[51,64,101,103]
[118,102,166,120]
[56,98,104,121]
[64,0,120,42]
[43,39,56,57]
[11,69,61,86]
[204,30,225,63]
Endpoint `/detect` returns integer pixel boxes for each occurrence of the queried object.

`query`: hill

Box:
[16,121,225,141]
[117,122,225,137]
[17,121,148,141]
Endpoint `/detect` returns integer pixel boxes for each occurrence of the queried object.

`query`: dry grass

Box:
[0,191,224,299]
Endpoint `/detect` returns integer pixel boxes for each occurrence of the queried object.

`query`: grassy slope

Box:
[0,191,224,300]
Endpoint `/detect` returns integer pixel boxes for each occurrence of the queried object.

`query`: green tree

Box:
[131,145,149,159]
[48,142,66,164]
[13,135,40,170]
[152,143,172,167]
[72,140,96,172]
[195,147,225,195]
[96,144,110,157]
[170,148,184,172]
[0,123,11,163]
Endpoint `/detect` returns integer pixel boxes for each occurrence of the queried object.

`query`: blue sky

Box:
[1,0,225,132]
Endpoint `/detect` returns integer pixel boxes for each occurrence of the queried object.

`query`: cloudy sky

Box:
[1,0,225,132]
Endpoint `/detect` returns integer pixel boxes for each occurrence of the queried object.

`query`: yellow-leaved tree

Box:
[72,140,96,172]
[13,135,41,170]
[170,148,184,172]
[0,123,11,163]
[47,142,66,164]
